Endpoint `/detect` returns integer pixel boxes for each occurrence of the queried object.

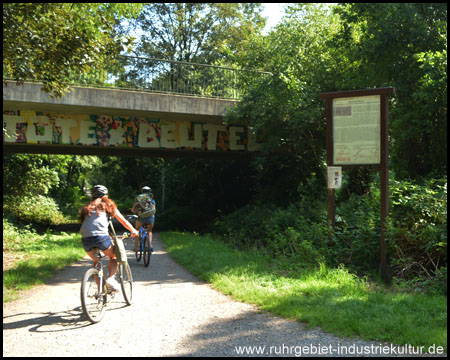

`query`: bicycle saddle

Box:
[91,248,106,258]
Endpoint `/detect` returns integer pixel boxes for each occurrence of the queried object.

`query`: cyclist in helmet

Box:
[131,186,156,253]
[79,185,139,292]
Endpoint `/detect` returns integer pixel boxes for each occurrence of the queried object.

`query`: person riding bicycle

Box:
[131,186,156,254]
[79,185,139,292]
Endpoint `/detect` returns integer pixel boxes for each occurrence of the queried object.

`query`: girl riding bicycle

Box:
[78,185,139,292]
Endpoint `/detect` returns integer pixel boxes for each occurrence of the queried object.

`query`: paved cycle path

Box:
[3,233,444,357]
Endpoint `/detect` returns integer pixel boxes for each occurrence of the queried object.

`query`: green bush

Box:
[330,177,447,292]
[3,217,38,247]
[387,177,447,294]
[215,176,447,295]
[3,195,68,225]
[215,202,328,266]
[157,205,213,232]
[330,190,381,274]
[215,204,273,249]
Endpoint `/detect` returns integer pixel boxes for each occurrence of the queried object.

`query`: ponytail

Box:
[78,195,117,222]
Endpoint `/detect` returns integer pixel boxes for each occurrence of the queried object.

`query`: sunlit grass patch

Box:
[3,219,85,302]
[160,231,447,352]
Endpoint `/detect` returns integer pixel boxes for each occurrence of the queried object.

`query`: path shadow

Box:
[3,297,130,332]
[169,309,326,357]
[3,308,92,332]
[169,309,446,358]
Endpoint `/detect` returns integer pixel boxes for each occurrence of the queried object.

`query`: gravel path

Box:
[3,233,445,357]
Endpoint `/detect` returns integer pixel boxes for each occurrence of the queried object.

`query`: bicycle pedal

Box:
[106,284,120,293]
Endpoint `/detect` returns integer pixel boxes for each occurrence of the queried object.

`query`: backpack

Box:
[135,193,156,218]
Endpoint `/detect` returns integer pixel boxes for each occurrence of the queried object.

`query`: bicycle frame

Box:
[93,249,116,295]
[139,226,148,250]
[125,214,151,267]
[81,237,133,323]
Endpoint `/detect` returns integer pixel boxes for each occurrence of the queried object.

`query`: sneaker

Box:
[150,247,154,253]
[106,277,120,292]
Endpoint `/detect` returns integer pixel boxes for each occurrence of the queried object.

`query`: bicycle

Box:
[127,214,151,267]
[80,233,133,323]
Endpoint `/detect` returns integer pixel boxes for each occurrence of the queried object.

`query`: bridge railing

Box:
[4,56,272,100]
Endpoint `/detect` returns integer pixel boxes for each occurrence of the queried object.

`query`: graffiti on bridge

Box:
[3,110,259,152]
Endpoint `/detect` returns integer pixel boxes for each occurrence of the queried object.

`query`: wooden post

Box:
[379,94,391,283]
[327,188,336,244]
[325,98,335,244]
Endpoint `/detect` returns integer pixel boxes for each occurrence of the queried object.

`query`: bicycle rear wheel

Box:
[81,268,107,323]
[119,262,133,305]
[143,235,151,267]
[135,234,142,262]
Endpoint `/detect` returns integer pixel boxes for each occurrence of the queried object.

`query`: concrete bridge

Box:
[3,61,272,158]
[3,81,262,158]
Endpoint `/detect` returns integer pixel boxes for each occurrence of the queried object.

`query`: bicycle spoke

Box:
[81,268,107,323]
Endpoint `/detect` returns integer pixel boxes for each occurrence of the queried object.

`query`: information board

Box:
[320,87,395,283]
[332,95,380,165]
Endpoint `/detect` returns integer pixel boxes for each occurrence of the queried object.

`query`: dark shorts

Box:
[81,235,112,252]
[138,216,155,226]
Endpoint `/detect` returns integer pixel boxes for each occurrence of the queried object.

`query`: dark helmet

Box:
[91,185,108,199]
[141,186,152,194]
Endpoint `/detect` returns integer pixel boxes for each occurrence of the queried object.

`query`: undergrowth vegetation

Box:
[3,218,85,302]
[214,176,447,296]
[3,195,70,225]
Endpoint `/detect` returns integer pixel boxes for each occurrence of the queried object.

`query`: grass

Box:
[3,219,86,302]
[160,231,447,353]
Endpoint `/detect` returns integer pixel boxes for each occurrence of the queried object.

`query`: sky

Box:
[261,3,288,33]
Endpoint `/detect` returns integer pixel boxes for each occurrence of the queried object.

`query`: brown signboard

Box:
[320,87,395,283]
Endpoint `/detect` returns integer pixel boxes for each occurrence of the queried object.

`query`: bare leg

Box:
[134,220,142,251]
[147,224,154,248]
[86,251,99,269]
[102,244,118,278]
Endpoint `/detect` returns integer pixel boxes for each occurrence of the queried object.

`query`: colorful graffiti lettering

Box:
[3,110,259,151]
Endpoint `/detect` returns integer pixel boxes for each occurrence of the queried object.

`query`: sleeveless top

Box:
[80,210,110,238]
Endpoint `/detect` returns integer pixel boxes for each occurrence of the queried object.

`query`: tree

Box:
[333,3,447,179]
[3,3,143,97]
[3,153,101,208]
[127,3,265,64]
[3,154,59,197]
[225,4,341,202]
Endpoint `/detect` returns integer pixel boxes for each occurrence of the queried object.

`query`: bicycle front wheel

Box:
[119,263,133,305]
[143,235,151,267]
[81,268,107,323]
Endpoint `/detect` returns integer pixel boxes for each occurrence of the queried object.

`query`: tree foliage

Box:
[228,2,446,194]
[127,3,265,65]
[333,3,447,178]
[3,3,143,97]
[3,154,60,197]
[226,4,340,199]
